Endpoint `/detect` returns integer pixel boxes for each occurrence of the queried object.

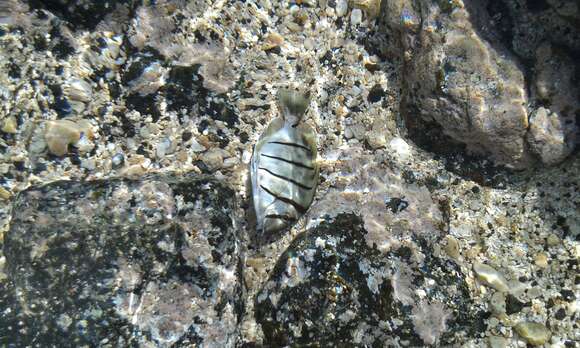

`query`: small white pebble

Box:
[350,9,362,26]
[344,127,354,139]
[75,133,94,154]
[473,262,509,293]
[336,0,348,17]
[242,150,252,164]
[223,157,238,168]
[190,138,206,153]
[81,159,96,171]
[315,237,326,248]
[156,138,172,158]
[415,289,426,298]
[389,137,412,160]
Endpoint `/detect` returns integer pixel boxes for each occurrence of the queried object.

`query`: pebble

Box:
[514,322,551,346]
[0,186,11,200]
[546,233,560,247]
[534,252,548,268]
[366,131,386,149]
[525,287,542,300]
[81,158,96,171]
[156,138,173,158]
[444,235,460,259]
[351,0,382,18]
[299,0,317,6]
[111,153,125,169]
[120,164,147,177]
[44,120,93,156]
[350,9,363,26]
[202,149,225,171]
[488,317,499,328]
[389,137,412,160]
[262,32,284,51]
[0,256,5,277]
[190,138,207,153]
[223,157,238,168]
[75,132,95,154]
[489,291,506,315]
[336,0,348,17]
[1,116,17,133]
[473,262,510,293]
[44,120,82,156]
[488,335,508,348]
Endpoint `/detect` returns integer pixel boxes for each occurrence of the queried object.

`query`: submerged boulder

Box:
[381,0,579,168]
[255,214,484,346]
[2,174,242,347]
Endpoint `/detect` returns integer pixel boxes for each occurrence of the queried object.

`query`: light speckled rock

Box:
[392,1,532,168]
[2,174,242,347]
[1,0,579,346]
[381,0,579,168]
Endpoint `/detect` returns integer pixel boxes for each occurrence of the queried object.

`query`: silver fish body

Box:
[251,90,318,238]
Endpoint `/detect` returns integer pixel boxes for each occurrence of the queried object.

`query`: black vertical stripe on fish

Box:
[259,184,308,213]
[261,153,315,170]
[268,141,312,153]
[259,167,313,190]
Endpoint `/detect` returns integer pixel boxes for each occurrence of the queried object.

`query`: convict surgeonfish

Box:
[250,88,319,240]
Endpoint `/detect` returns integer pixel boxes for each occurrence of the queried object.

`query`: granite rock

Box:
[381,0,579,168]
[0,0,579,346]
[1,174,242,347]
[387,0,532,168]
[255,214,483,346]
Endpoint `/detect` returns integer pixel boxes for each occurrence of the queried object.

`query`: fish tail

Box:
[277,88,310,119]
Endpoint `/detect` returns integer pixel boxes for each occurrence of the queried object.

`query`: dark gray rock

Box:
[255,214,484,347]
[27,0,135,30]
[483,0,580,61]
[1,174,242,347]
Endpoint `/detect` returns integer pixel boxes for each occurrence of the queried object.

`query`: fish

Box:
[250,88,319,240]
